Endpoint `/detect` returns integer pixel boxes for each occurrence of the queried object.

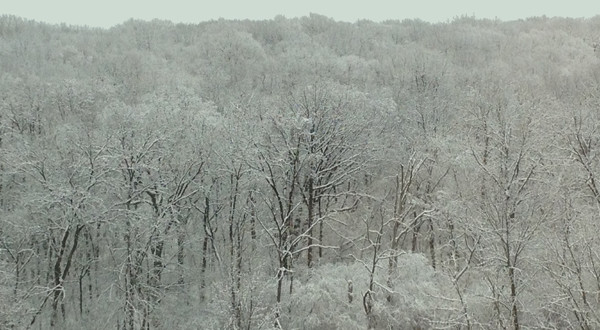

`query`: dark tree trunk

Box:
[306,176,314,268]
[177,221,185,286]
[429,219,436,269]
[411,216,421,253]
[50,224,84,328]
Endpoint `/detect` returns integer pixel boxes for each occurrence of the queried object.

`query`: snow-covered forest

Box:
[2,13,600,329]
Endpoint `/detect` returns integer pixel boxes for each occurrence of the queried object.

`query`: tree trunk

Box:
[50,224,84,328]
[306,176,314,268]
[505,218,519,330]
[124,220,136,330]
[411,214,421,253]
[318,198,323,258]
[509,264,520,330]
[200,196,210,301]
[429,219,436,269]
[177,222,185,286]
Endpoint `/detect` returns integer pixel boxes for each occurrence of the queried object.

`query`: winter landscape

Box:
[1,10,600,330]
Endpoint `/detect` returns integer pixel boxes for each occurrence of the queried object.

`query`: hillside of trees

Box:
[2,13,600,329]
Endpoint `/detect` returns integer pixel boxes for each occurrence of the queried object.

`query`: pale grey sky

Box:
[3,0,599,28]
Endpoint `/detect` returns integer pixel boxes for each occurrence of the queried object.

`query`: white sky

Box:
[3,0,599,28]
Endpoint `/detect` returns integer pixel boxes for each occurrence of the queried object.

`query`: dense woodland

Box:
[2,13,600,329]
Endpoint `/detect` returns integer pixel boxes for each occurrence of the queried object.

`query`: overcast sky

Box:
[4,0,599,28]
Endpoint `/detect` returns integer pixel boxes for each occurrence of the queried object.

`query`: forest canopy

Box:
[2,13,600,329]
